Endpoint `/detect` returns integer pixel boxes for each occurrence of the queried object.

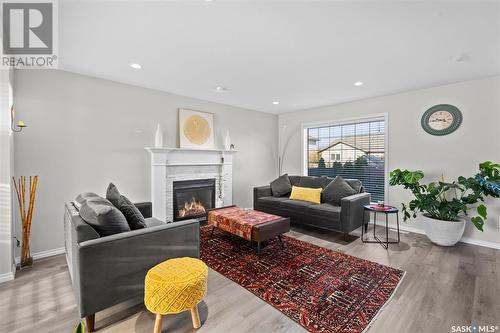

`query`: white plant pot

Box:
[422,215,466,246]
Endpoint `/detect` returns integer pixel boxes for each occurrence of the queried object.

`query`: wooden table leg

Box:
[191,305,201,329]
[153,314,163,333]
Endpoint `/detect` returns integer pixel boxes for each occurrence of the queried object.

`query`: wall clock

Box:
[421,104,462,136]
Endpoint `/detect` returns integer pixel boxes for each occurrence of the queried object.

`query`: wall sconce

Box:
[10,106,27,132]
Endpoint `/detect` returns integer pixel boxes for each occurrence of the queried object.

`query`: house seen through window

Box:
[306,117,386,201]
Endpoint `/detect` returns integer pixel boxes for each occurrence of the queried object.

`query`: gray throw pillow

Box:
[79,196,130,236]
[75,192,100,205]
[106,183,121,206]
[325,177,362,193]
[345,179,362,193]
[299,176,328,189]
[106,183,146,230]
[322,176,358,205]
[270,174,292,197]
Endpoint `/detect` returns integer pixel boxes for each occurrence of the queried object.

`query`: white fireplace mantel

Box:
[145,147,237,222]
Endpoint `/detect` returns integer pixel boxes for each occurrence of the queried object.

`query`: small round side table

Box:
[362,204,400,249]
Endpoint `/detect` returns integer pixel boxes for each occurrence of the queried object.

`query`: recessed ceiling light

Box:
[214,86,227,92]
[354,81,364,86]
[272,101,280,105]
[129,63,142,69]
[452,53,471,63]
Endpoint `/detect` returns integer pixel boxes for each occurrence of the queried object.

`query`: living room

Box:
[0,1,499,333]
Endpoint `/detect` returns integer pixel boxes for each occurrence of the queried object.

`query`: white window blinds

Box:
[307,118,385,201]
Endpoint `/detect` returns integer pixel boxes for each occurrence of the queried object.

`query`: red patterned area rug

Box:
[200,226,405,333]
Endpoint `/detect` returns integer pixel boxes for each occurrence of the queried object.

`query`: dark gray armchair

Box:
[254,176,370,238]
[64,202,199,332]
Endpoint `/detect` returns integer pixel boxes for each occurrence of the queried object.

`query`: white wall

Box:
[279,76,500,247]
[0,69,15,281]
[13,70,278,255]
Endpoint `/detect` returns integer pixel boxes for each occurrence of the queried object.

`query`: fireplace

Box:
[173,179,216,221]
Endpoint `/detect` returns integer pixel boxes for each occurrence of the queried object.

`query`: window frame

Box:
[301,113,389,203]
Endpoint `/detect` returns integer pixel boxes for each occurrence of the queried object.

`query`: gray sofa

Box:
[254,175,370,238]
[64,201,199,332]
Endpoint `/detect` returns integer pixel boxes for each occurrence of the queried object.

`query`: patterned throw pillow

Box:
[106,183,146,230]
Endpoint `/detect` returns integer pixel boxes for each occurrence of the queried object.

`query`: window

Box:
[330,153,340,161]
[305,117,386,201]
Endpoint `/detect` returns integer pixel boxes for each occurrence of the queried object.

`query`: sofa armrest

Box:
[134,202,152,218]
[254,185,272,198]
[254,185,272,210]
[340,192,371,233]
[75,219,199,317]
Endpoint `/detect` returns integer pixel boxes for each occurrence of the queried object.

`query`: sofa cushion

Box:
[145,217,166,228]
[270,174,292,197]
[106,183,147,230]
[299,176,328,189]
[307,203,341,220]
[289,186,322,204]
[79,196,131,236]
[322,176,358,205]
[288,175,301,186]
[281,199,317,210]
[306,204,342,230]
[258,196,289,207]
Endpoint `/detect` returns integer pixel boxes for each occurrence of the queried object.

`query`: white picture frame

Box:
[178,108,215,149]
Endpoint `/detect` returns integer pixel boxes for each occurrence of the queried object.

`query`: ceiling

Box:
[59,1,500,114]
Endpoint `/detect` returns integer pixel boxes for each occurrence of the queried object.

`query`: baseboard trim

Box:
[14,247,66,266]
[460,237,500,250]
[0,269,15,284]
[369,221,500,249]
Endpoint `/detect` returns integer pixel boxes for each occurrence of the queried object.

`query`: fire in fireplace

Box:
[173,179,215,221]
[178,198,206,218]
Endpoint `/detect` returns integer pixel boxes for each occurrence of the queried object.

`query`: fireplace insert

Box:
[173,178,216,221]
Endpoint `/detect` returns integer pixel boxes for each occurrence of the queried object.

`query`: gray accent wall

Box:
[279,76,500,247]
[13,70,278,255]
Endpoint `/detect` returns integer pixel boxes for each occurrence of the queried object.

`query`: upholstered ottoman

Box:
[144,258,208,333]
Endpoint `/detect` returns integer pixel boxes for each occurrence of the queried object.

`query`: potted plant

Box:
[389,161,500,246]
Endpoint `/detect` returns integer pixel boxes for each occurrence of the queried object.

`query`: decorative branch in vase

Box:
[12,176,38,268]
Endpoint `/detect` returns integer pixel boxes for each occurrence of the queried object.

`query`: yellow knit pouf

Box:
[144,257,208,333]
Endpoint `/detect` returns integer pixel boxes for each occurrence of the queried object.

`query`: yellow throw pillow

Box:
[289,186,322,204]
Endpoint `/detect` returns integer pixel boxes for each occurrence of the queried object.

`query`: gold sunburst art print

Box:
[178,108,215,149]
[184,115,211,145]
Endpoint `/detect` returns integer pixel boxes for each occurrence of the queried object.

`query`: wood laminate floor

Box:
[1,225,499,333]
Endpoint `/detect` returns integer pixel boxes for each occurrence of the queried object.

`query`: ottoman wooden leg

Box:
[191,305,201,329]
[153,314,163,333]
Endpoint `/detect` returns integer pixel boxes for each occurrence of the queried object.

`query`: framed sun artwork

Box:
[178,108,215,149]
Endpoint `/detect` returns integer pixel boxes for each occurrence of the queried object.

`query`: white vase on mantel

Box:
[224,131,231,151]
[154,123,163,148]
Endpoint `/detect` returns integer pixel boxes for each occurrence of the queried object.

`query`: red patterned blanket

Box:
[207,207,281,241]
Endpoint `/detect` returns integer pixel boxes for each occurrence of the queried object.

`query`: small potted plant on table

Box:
[389,161,500,246]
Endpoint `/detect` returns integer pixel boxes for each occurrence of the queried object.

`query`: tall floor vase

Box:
[12,176,38,268]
